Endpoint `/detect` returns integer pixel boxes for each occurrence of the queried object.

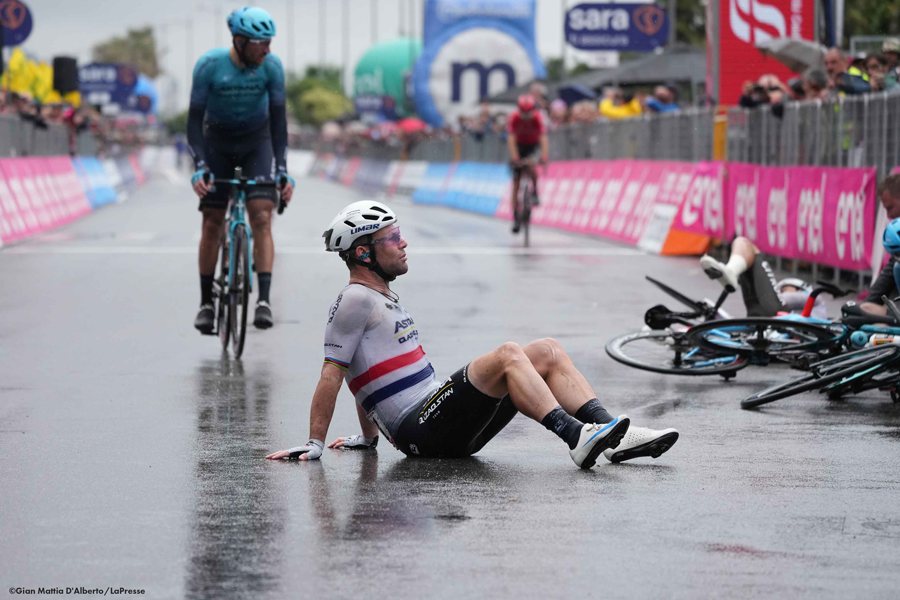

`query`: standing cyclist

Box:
[189,6,295,333]
[506,94,549,234]
[266,201,679,468]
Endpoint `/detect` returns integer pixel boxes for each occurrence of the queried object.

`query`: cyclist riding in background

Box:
[506,94,549,234]
[188,6,295,334]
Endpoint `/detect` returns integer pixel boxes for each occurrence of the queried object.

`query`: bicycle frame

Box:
[222,187,253,295]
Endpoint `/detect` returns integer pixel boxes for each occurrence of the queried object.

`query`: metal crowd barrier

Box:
[0,114,98,158]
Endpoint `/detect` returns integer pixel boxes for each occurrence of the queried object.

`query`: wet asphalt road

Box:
[1,172,899,600]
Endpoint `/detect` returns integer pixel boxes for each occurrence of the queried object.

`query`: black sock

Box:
[200,275,214,306]
[257,272,272,304]
[574,398,614,425]
[541,406,584,450]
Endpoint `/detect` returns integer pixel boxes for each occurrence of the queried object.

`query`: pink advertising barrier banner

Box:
[494,160,697,246]
[726,163,877,271]
[0,157,92,244]
[669,161,727,238]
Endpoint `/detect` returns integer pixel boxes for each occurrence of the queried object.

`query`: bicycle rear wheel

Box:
[230,225,251,358]
[522,189,533,248]
[606,330,750,376]
[741,344,900,408]
[686,318,845,361]
[217,237,231,351]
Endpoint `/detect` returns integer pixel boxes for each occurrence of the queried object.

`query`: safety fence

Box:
[0,152,146,247]
[0,114,98,158]
[321,95,900,179]
[309,153,890,287]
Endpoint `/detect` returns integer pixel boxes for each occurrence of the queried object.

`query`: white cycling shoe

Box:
[602,426,679,463]
[569,415,630,469]
[700,254,739,293]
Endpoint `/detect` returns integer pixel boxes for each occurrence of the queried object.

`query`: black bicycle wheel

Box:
[686,318,846,360]
[741,344,900,408]
[217,237,231,351]
[230,225,251,358]
[606,329,750,376]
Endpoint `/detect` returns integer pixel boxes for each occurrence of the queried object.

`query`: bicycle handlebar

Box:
[203,171,288,214]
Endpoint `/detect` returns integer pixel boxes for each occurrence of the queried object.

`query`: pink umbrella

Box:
[397,117,428,134]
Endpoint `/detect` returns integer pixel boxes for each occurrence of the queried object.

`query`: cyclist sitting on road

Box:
[699,237,827,319]
[506,94,549,234]
[854,174,900,317]
[266,201,679,468]
[188,6,295,334]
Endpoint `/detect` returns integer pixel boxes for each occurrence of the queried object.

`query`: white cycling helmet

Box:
[323,201,397,252]
[774,278,812,293]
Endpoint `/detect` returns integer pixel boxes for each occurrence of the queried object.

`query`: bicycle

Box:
[511,158,542,248]
[206,167,286,358]
[741,296,900,408]
[606,277,849,378]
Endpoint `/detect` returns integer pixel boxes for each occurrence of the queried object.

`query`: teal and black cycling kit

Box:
[187,48,288,209]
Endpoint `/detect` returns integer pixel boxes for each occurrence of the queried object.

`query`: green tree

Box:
[673,0,706,47]
[845,0,900,40]
[164,110,188,135]
[286,65,351,125]
[93,27,160,78]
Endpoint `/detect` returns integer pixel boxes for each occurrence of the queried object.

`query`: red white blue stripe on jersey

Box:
[348,347,433,412]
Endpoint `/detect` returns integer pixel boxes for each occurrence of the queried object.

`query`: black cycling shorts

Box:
[392,363,517,458]
[513,143,539,176]
[739,258,786,317]
[199,130,278,211]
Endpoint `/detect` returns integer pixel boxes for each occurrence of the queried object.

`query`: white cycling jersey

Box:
[323,284,441,439]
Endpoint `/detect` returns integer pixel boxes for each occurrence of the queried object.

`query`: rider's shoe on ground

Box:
[512,213,521,234]
[700,254,739,293]
[254,300,274,329]
[569,415,630,469]
[194,303,215,334]
[602,426,679,463]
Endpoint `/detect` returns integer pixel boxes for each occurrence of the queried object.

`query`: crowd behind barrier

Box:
[0,150,148,248]
[305,151,894,289]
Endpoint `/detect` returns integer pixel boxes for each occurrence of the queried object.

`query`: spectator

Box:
[644,85,679,113]
[823,48,870,96]
[738,79,772,109]
[865,53,899,92]
[803,69,829,99]
[883,38,900,87]
[548,99,568,129]
[529,82,549,112]
[599,88,641,119]
[849,52,871,82]
[787,78,806,100]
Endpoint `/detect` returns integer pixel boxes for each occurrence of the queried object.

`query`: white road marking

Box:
[3,245,645,257]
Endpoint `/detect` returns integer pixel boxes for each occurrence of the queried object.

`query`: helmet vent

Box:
[334,235,342,247]
[370,206,388,214]
[262,21,272,31]
[381,216,393,221]
[343,220,356,227]
[251,23,261,32]
[362,214,379,221]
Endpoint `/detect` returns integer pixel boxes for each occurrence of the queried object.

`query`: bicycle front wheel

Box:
[741,344,900,409]
[606,330,750,376]
[217,237,231,351]
[230,224,251,358]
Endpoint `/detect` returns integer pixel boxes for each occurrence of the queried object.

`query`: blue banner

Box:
[414,0,545,128]
[79,63,139,107]
[73,158,116,209]
[0,0,33,46]
[565,3,668,52]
